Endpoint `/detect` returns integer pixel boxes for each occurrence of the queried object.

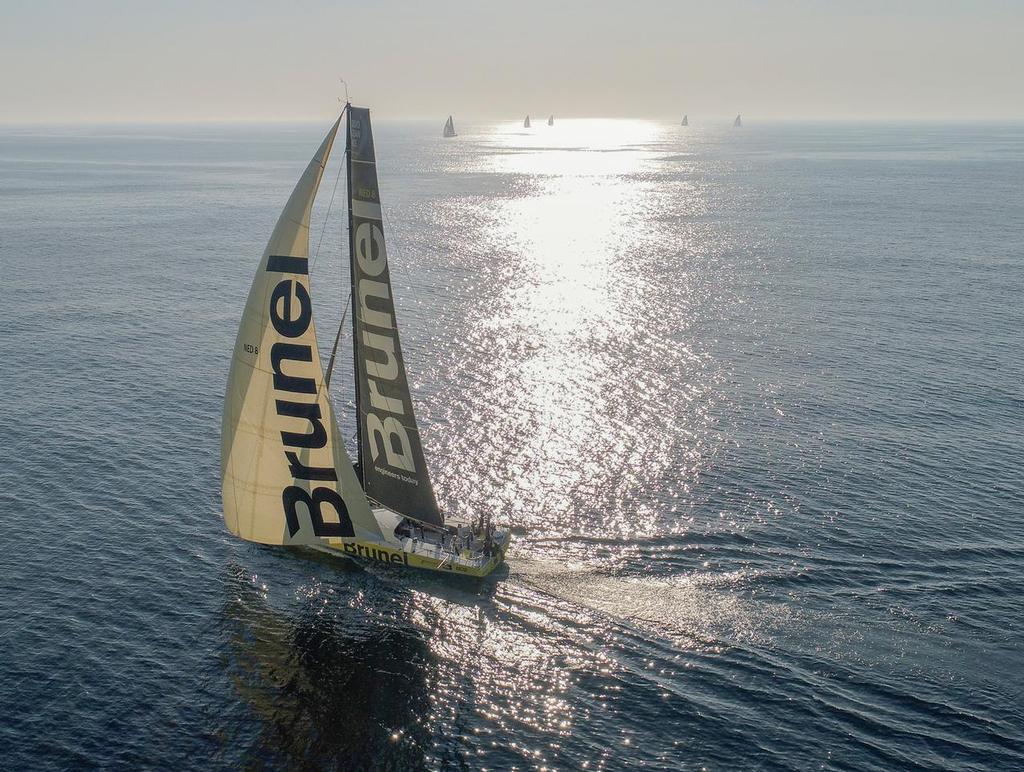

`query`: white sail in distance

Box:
[547,115,554,126]
[442,115,456,138]
[681,115,688,126]
[524,115,531,128]
[734,114,742,127]
[222,114,382,547]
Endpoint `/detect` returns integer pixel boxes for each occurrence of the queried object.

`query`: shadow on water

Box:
[218,549,505,770]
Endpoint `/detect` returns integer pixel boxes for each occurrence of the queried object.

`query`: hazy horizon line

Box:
[3,115,1024,128]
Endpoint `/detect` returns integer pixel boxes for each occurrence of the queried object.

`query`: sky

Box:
[1,0,1022,123]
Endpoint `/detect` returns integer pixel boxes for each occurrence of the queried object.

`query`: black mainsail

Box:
[345,106,444,527]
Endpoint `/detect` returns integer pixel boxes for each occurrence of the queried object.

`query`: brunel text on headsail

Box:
[263,254,354,539]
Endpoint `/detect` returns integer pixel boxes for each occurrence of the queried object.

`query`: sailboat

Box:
[547,115,554,126]
[222,104,511,577]
[523,115,531,128]
[681,115,688,126]
[442,115,456,138]
[734,114,742,128]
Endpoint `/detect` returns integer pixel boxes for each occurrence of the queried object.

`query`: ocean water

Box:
[1,118,1022,770]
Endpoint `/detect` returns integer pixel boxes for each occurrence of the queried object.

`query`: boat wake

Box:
[507,552,792,650]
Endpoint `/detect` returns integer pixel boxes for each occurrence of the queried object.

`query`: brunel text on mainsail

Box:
[353,222,417,476]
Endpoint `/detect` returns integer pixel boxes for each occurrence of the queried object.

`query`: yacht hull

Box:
[314,537,509,577]
[311,507,511,578]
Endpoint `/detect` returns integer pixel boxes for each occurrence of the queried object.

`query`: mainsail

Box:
[346,106,444,527]
[524,115,531,128]
[734,114,742,127]
[681,115,688,126]
[222,115,382,546]
[443,115,456,138]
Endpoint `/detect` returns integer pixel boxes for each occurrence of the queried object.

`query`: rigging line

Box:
[314,109,349,400]
[381,205,410,286]
[323,140,353,393]
[380,204,432,340]
[309,159,343,272]
[309,111,347,273]
[322,288,351,390]
[380,206,433,396]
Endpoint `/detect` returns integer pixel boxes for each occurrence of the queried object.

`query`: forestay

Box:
[222,116,382,546]
[346,106,444,527]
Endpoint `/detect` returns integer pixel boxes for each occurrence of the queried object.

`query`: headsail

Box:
[222,115,381,546]
[346,106,444,527]
[523,115,531,128]
[443,115,456,138]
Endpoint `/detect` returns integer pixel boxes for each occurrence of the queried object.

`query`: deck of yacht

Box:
[375,507,507,569]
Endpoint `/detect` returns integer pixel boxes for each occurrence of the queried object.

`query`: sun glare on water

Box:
[430,118,713,540]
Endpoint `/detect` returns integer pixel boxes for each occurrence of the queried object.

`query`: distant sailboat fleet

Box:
[436,112,744,133]
[679,113,741,127]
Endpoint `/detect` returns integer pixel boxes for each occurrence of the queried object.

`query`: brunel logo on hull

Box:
[341,542,408,565]
[264,254,354,540]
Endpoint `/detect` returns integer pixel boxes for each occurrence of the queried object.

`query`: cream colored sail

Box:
[222,115,382,546]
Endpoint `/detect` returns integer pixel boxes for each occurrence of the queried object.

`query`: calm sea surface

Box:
[1,119,1022,770]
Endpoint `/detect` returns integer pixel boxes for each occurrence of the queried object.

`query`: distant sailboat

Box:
[524,115,531,128]
[222,102,511,577]
[547,115,554,126]
[681,115,688,126]
[734,114,742,128]
[442,115,456,138]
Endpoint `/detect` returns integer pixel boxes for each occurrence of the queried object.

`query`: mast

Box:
[345,105,362,483]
